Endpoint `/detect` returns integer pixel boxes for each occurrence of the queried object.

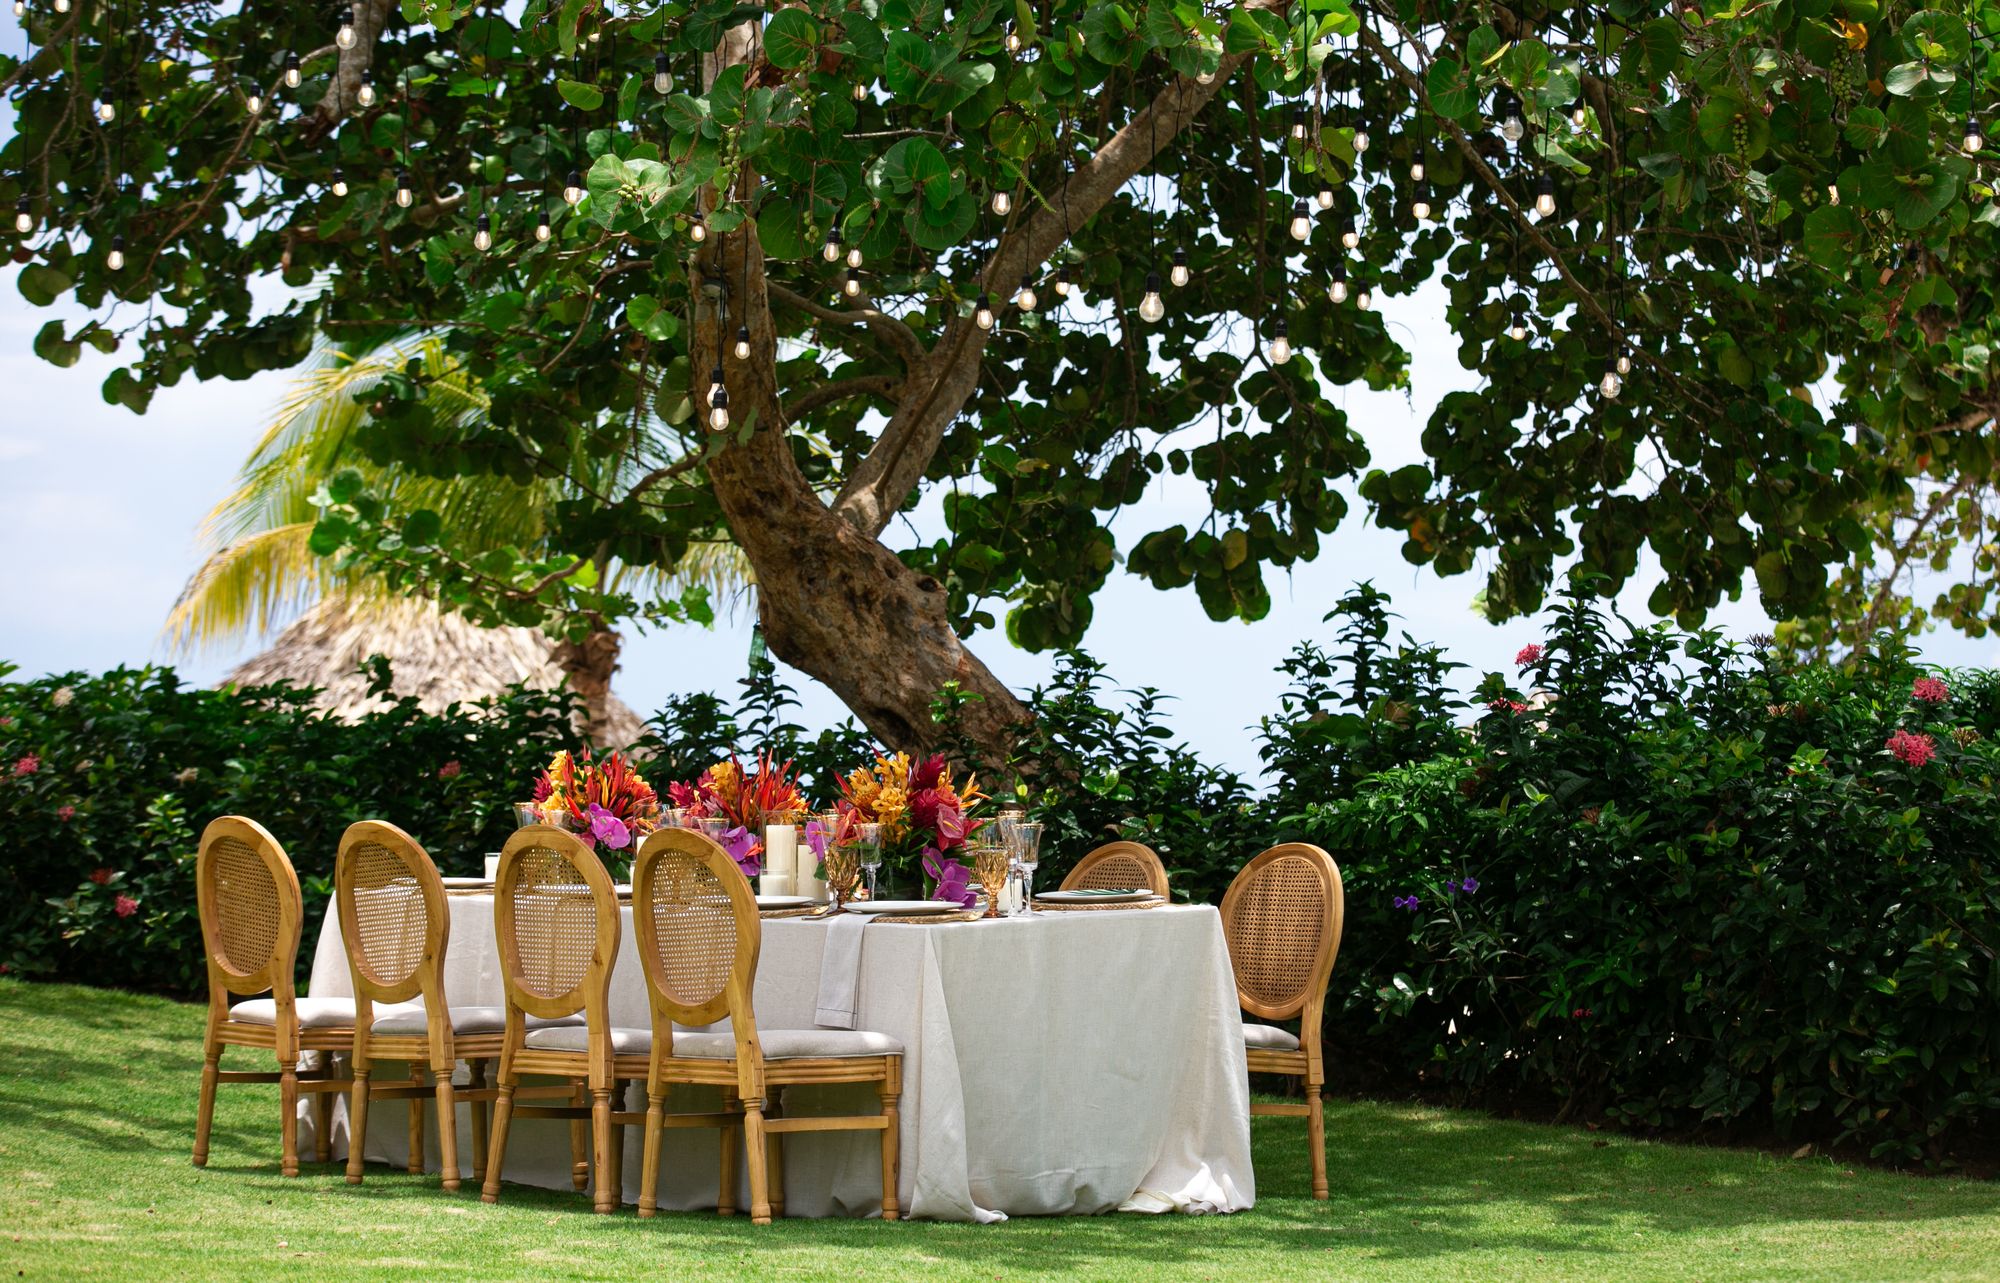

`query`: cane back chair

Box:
[192,815,354,1177]
[1219,842,1344,1200]
[1059,840,1171,898]
[630,827,903,1224]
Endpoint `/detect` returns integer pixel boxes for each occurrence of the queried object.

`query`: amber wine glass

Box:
[971,840,1011,918]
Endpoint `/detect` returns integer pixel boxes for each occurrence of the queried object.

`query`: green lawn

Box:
[2,980,1998,1281]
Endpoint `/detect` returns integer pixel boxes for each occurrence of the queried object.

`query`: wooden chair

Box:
[629,827,903,1224]
[1219,842,1344,1200]
[480,825,643,1213]
[1060,840,1171,898]
[337,820,582,1191]
[191,815,354,1177]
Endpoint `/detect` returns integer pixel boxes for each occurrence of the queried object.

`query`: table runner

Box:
[298,897,1254,1221]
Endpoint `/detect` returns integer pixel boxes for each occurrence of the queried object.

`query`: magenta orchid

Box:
[586,803,632,851]
[921,847,978,908]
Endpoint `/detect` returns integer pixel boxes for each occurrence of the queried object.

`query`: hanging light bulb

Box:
[14,197,34,235]
[53,0,68,10]
[1599,357,1623,400]
[689,209,707,241]
[1412,185,1431,221]
[708,384,730,430]
[843,267,862,297]
[1054,265,1072,298]
[1005,26,1023,55]
[330,166,348,197]
[97,97,116,123]
[1339,217,1359,251]
[991,188,1011,216]
[1352,125,1371,155]
[1289,104,1308,143]
[1288,197,1312,242]
[852,79,868,102]
[357,75,376,107]
[534,212,552,242]
[1534,173,1556,218]
[653,53,672,95]
[247,91,264,116]
[1016,272,1037,312]
[1355,283,1373,311]
[1327,261,1349,304]
[707,364,725,400]
[1197,68,1216,85]
[1138,271,1164,323]
[974,292,995,331]
[336,5,357,49]
[395,169,414,208]
[10,1,23,17]
[734,324,751,359]
[562,170,584,206]
[1410,159,1426,183]
[1497,93,1525,143]
[1616,348,1633,377]
[1315,182,1334,212]
[105,234,125,272]
[1965,115,1986,154]
[473,213,492,252]
[822,226,842,262]
[1507,299,1527,342]
[846,243,863,268]
[1265,316,1291,365]
[1170,245,1190,288]
[284,54,301,89]
[1568,99,1587,129]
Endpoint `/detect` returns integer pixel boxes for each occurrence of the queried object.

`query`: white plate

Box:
[756,894,814,909]
[846,900,962,915]
[1036,889,1152,903]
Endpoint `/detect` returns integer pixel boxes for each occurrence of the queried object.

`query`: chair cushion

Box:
[672,1029,902,1060]
[1242,1021,1301,1052]
[370,1004,585,1038]
[227,997,360,1030]
[523,1025,653,1055]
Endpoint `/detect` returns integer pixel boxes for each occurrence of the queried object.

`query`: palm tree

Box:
[165,334,750,743]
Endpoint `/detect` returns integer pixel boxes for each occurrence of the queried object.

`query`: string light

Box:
[843,267,862,297]
[1328,261,1348,304]
[97,96,116,123]
[1138,270,1164,323]
[689,209,707,241]
[1411,185,1431,221]
[974,291,995,330]
[285,54,301,89]
[473,213,492,251]
[822,227,842,262]
[1005,26,1023,55]
[1338,215,1358,250]
[534,212,552,242]
[247,90,264,116]
[1170,245,1190,288]
[1288,197,1311,242]
[1568,98,1587,129]
[10,1,22,17]
[1289,104,1308,143]
[991,188,1011,215]
[734,324,751,359]
[845,243,863,268]
[1015,272,1037,311]
[1354,283,1373,311]
[707,364,724,400]
[1315,181,1334,211]
[1054,265,1072,298]
[1507,297,1527,341]
[1966,115,1986,154]
[1534,173,1556,218]
[852,79,868,101]
[1351,123,1370,155]
[708,384,730,430]
[1599,356,1623,399]
[105,233,125,271]
[330,166,348,197]
[1265,315,1291,364]
[357,74,376,107]
[14,197,34,235]
[1409,159,1425,182]
[653,53,671,94]
[1496,93,1525,143]
[53,0,68,10]
[1616,348,1633,376]
[336,5,357,49]
[395,169,414,207]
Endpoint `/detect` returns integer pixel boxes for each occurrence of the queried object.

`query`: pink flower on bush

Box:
[1887,729,1936,767]
[113,894,139,919]
[436,759,463,780]
[13,754,39,777]
[1488,698,1529,714]
[1911,677,1951,705]
[87,868,112,885]
[1515,643,1545,668]
[56,805,74,822]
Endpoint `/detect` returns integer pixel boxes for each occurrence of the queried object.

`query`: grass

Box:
[3,980,2000,1282]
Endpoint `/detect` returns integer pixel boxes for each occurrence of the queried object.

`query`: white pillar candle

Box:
[759,872,794,898]
[763,823,798,882]
[484,853,502,881]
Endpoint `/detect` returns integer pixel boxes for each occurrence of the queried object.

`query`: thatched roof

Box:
[222,598,647,748]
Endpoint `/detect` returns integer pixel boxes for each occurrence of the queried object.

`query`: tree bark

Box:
[552,626,625,750]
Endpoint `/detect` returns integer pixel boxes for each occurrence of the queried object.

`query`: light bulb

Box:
[1507,317,1527,341]
[1289,198,1311,242]
[992,189,1011,215]
[106,235,125,271]
[846,245,863,268]
[1828,184,1840,206]
[734,325,751,359]
[1569,100,1587,129]
[1054,266,1071,298]
[1315,184,1334,211]
[1412,189,1432,221]
[1352,127,1370,155]
[1289,104,1308,142]
[357,77,376,107]
[1005,28,1022,54]
[1265,318,1290,365]
[1599,362,1622,399]
[843,267,862,297]
[653,54,671,95]
[1170,246,1190,288]
[534,215,552,242]
[474,214,492,251]
[822,227,842,262]
[707,365,724,399]
[974,292,995,331]
[330,167,348,197]
[1534,174,1556,218]
[1196,67,1216,85]
[709,386,730,430]
[395,170,413,207]
[10,1,22,17]
[246,93,263,116]
[1500,96,1525,143]
[1355,286,1373,311]
[852,80,867,101]
[285,55,301,89]
[1339,219,1359,251]
[689,211,706,241]
[54,0,69,10]
[1410,160,1426,182]
[336,6,357,49]
[1016,274,1037,312]
[1328,264,1348,304]
[1138,271,1164,323]
[1966,116,1986,154]
[563,171,583,206]
[1616,350,1633,376]
[14,198,33,235]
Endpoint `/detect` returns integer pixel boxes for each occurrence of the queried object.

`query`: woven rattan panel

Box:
[509,844,596,1000]
[1073,853,1154,892]
[210,835,281,976]
[645,854,737,1008]
[1225,855,1326,1012]
[348,840,427,988]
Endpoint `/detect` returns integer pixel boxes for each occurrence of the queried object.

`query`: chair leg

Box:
[481,1077,516,1205]
[569,1080,590,1192]
[743,1101,772,1226]
[193,1044,221,1168]
[468,1059,489,1185]
[590,1088,616,1214]
[406,1065,428,1174]
[1307,1084,1328,1200]
[638,1090,665,1218]
[879,1070,902,1222]
[346,1065,373,1185]
[717,1089,741,1217]
[312,1079,334,1165]
[608,1082,626,1210]
[435,1072,461,1192]
[279,1063,301,1179]
[765,1106,785,1221]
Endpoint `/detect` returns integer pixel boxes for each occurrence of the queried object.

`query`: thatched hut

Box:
[222,598,647,748]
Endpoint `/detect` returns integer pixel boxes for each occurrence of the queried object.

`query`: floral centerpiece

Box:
[837,752,984,903]
[532,749,659,853]
[668,751,805,877]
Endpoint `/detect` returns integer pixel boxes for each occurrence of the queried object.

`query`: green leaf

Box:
[764,9,820,71]
[1844,105,1888,150]
[626,294,679,341]
[556,78,604,112]
[1894,167,1960,229]
[1900,10,1970,63]
[885,31,934,95]
[1633,17,1682,81]
[17,264,71,307]
[1426,56,1477,121]
[1803,204,1864,269]
[401,509,443,548]
[32,320,79,368]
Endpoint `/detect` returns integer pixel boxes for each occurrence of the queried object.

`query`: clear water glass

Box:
[856,822,883,899]
[1011,820,1044,915]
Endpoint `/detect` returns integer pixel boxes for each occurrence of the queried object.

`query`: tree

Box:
[163,334,747,741]
[6,0,1999,759]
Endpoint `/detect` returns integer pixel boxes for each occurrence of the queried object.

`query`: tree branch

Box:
[786,372,904,424]
[308,0,397,137]
[766,279,928,370]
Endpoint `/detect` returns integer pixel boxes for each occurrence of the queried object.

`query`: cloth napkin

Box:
[1116,1162,1242,1215]
[813,913,869,1029]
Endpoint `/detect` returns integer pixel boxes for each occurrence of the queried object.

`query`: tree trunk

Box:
[552,626,625,750]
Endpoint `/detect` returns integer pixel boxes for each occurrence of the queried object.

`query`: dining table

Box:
[294,887,1255,1222]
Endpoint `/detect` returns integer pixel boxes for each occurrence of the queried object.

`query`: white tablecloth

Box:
[299,898,1253,1221]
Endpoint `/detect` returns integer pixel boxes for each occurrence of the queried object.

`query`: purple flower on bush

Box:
[1392,894,1421,912]
[1459,876,1479,894]
[1912,676,1951,705]
[586,803,632,852]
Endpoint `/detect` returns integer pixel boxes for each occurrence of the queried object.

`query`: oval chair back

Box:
[1219,842,1344,1025]
[196,815,305,1021]
[1061,840,1171,898]
[630,827,763,1094]
[492,825,619,1035]
[335,820,450,1048]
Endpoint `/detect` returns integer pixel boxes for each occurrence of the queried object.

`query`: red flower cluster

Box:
[436,759,463,779]
[87,868,112,885]
[13,754,39,777]
[113,894,139,919]
[56,805,74,822]
[1887,729,1936,767]
[1488,698,1529,714]
[1515,643,1545,668]
[1911,676,1951,705]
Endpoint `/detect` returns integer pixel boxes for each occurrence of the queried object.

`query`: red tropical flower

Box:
[57,805,75,822]
[1911,676,1951,705]
[113,894,139,919]
[1515,643,1545,668]
[13,754,40,777]
[436,759,463,779]
[1887,729,1936,767]
[87,867,112,885]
